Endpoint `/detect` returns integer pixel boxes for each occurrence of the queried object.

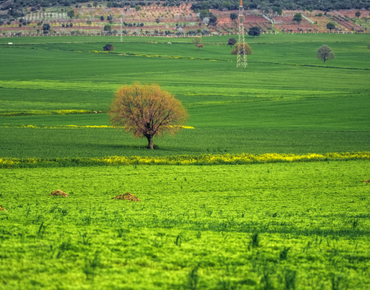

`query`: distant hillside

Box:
[1,0,369,37]
[1,0,370,19]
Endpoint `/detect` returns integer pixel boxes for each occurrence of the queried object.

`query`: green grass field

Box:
[1,162,370,289]
[0,33,370,289]
[0,34,369,158]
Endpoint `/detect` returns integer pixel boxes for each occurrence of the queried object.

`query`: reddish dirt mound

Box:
[112,192,141,201]
[50,189,69,197]
[0,205,6,211]
[363,179,370,183]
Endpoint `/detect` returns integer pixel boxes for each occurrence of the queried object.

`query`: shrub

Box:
[228,38,237,47]
[42,23,50,31]
[231,43,252,55]
[103,44,114,51]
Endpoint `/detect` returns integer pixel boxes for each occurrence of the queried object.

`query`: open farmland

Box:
[1,162,370,289]
[0,34,369,161]
[0,33,370,289]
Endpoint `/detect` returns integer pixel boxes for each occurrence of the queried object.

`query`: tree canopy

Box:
[272,6,283,15]
[317,45,335,64]
[248,27,260,38]
[228,37,237,47]
[67,10,75,19]
[293,13,302,23]
[230,13,238,21]
[231,43,252,55]
[193,36,203,50]
[109,83,188,150]
[326,23,335,31]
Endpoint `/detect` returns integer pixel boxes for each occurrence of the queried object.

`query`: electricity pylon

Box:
[237,0,247,68]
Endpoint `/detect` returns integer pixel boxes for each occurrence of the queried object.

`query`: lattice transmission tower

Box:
[236,0,247,68]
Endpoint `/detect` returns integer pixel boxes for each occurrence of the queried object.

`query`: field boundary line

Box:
[1,152,369,169]
[250,60,370,71]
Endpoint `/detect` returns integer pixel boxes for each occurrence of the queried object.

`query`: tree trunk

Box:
[147,135,154,149]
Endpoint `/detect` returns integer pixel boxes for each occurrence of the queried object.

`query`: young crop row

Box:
[1,152,369,168]
[0,162,369,289]
[0,109,94,117]
[90,50,230,62]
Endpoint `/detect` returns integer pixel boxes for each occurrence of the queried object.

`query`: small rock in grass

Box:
[0,205,6,211]
[112,192,140,201]
[50,189,69,197]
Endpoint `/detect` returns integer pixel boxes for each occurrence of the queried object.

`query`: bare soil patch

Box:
[50,189,69,197]
[112,192,141,201]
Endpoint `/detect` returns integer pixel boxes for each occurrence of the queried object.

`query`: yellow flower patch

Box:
[0,152,369,169]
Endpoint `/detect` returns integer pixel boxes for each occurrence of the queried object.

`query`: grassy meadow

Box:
[0,33,370,289]
[1,162,370,289]
[0,34,369,158]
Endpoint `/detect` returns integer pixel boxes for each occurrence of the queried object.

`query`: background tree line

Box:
[1,0,370,21]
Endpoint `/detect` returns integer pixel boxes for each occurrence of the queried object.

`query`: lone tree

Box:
[248,27,260,38]
[231,43,252,55]
[228,37,237,47]
[355,11,361,18]
[317,45,334,64]
[326,23,335,32]
[293,13,302,24]
[193,36,203,50]
[109,83,188,149]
